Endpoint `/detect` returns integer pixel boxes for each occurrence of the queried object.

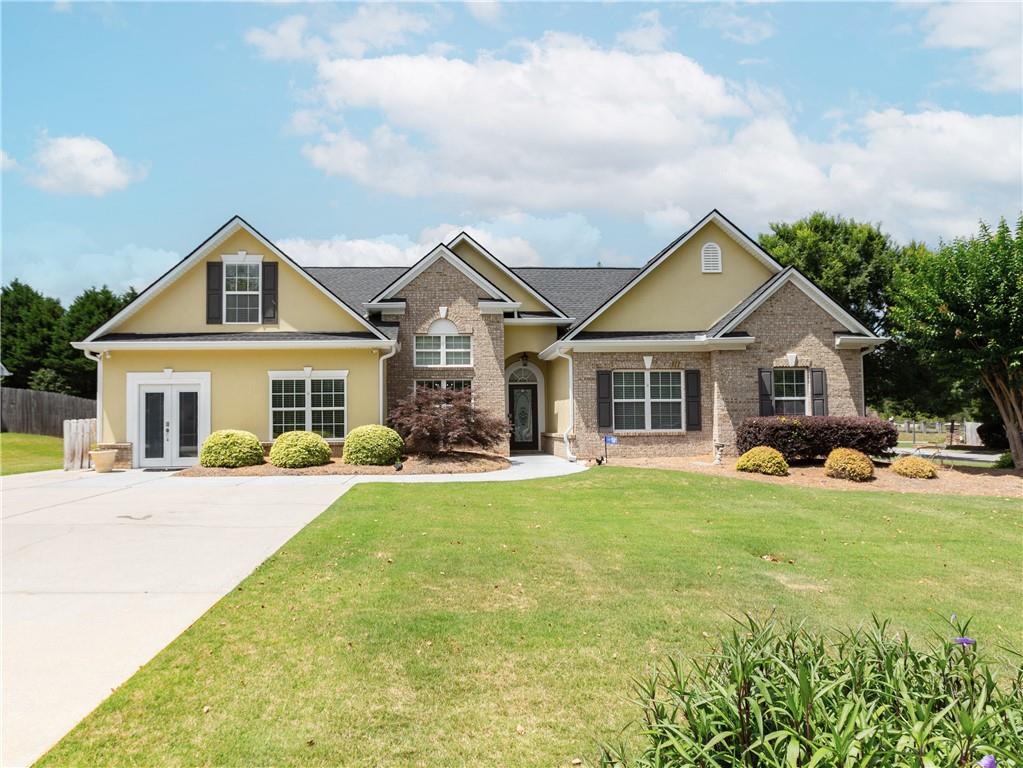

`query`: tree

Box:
[388,386,509,454]
[889,216,1023,468]
[0,280,64,389]
[48,286,136,397]
[28,367,73,395]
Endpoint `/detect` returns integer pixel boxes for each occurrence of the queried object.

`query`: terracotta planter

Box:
[89,449,118,473]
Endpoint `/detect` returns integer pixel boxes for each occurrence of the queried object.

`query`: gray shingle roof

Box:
[510,267,640,321]
[305,267,408,313]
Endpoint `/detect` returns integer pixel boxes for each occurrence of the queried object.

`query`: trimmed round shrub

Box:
[824,447,874,481]
[977,421,1009,450]
[995,451,1015,469]
[269,430,331,468]
[890,455,938,479]
[735,446,789,476]
[735,416,897,460]
[199,429,264,468]
[342,424,404,466]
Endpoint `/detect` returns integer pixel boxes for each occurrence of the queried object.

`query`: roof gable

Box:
[86,217,389,342]
[369,243,516,304]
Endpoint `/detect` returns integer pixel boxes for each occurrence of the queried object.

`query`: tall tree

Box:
[48,286,137,397]
[890,216,1023,467]
[0,280,64,389]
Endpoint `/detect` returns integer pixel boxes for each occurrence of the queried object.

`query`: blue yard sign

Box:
[604,435,619,445]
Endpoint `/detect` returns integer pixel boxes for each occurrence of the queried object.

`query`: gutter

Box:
[72,340,397,352]
[82,349,103,442]
[378,343,399,423]
[554,348,577,462]
[538,336,755,360]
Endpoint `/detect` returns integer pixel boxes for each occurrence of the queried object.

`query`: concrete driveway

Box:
[2,455,584,767]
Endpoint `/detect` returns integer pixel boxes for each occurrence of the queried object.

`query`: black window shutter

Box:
[262,262,278,324]
[684,369,702,430]
[596,370,613,433]
[206,262,223,324]
[811,368,828,416]
[758,368,774,416]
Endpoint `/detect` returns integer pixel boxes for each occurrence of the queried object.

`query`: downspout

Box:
[378,343,398,424]
[554,348,577,462]
[83,350,103,442]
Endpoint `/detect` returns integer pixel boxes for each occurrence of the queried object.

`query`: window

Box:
[612,370,684,431]
[772,369,807,415]
[414,379,470,391]
[224,262,261,323]
[269,370,346,439]
[414,334,472,367]
[701,242,722,273]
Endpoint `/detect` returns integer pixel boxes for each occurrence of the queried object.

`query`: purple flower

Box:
[954,636,976,646]
[978,756,996,768]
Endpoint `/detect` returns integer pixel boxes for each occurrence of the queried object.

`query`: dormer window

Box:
[223,253,262,324]
[701,242,722,273]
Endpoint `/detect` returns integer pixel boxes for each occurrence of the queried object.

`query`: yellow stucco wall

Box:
[546,355,571,434]
[449,240,549,312]
[586,222,774,332]
[100,348,382,443]
[504,324,557,358]
[117,229,366,334]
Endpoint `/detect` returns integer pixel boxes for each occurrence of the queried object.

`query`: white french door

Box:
[139,385,202,468]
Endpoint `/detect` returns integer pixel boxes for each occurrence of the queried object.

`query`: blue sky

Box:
[2,1,1021,302]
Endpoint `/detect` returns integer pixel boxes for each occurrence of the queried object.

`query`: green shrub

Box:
[199,430,264,468]
[342,424,404,465]
[890,455,938,479]
[735,445,788,476]
[269,430,331,468]
[824,446,874,481]
[599,616,1023,767]
[995,451,1015,469]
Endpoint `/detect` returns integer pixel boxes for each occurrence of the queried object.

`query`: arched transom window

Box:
[509,367,538,383]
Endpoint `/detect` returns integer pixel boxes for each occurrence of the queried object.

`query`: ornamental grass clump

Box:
[342,424,404,465]
[735,445,789,476]
[825,446,874,481]
[599,615,1023,768]
[269,430,331,468]
[199,429,264,468]
[891,454,939,479]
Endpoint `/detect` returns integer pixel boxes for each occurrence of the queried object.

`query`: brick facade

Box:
[385,259,509,453]
[94,442,133,469]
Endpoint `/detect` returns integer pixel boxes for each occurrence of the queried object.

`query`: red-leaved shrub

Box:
[735,416,897,461]
[388,386,509,454]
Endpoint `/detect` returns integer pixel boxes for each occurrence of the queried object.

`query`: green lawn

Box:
[0,432,63,475]
[40,468,1022,767]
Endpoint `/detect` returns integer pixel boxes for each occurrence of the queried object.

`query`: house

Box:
[73,211,886,468]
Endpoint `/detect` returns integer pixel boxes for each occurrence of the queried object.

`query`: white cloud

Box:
[616,10,669,53]
[701,5,775,45]
[465,1,501,25]
[248,20,1022,244]
[28,135,145,196]
[918,2,1022,92]
[246,6,431,61]
[1,150,17,171]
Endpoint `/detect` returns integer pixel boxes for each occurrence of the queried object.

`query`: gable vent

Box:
[701,242,722,273]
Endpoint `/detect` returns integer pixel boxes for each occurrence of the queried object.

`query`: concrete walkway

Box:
[2,454,586,767]
[892,446,1001,462]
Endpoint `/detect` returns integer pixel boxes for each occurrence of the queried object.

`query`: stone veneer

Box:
[710,281,864,452]
[385,258,509,454]
[571,351,714,459]
[94,442,133,469]
[564,281,866,460]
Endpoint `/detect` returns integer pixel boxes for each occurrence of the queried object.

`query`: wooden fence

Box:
[0,387,96,437]
[64,418,97,470]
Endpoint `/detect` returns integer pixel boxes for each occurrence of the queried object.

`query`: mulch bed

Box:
[608,455,1022,498]
[176,451,510,477]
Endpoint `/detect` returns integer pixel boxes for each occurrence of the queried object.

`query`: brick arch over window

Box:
[427,318,459,335]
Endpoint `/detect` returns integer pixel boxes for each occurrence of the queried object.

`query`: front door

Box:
[509,383,539,451]
[139,385,201,468]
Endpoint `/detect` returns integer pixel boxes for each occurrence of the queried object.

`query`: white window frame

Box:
[701,242,722,273]
[414,334,473,368]
[611,369,686,433]
[772,368,810,416]
[268,368,348,440]
[223,252,263,325]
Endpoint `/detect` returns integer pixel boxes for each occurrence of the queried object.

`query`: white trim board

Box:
[85,216,389,342]
[369,243,516,304]
[447,231,569,318]
[560,210,783,342]
[538,336,755,360]
[73,339,395,352]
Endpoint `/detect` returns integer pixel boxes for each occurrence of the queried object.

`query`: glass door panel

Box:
[143,390,166,460]
[177,390,199,459]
